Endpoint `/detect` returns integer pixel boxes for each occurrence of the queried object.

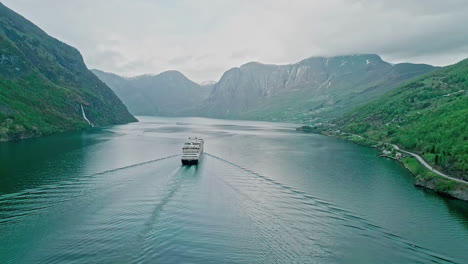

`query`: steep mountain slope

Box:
[92,69,211,116]
[335,59,468,179]
[199,80,216,93]
[202,55,435,122]
[0,3,136,141]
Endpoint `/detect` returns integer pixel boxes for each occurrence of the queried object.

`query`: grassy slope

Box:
[0,3,135,141]
[402,157,468,200]
[232,62,434,123]
[0,72,87,140]
[337,59,468,179]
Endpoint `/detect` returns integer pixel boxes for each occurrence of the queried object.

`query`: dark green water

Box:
[0,117,467,263]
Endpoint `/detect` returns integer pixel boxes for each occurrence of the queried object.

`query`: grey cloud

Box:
[86,50,125,69]
[167,55,194,65]
[230,50,252,60]
[193,53,214,62]
[3,0,468,82]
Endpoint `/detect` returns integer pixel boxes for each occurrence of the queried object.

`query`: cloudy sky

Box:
[3,0,468,82]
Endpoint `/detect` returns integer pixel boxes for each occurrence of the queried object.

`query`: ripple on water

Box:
[0,148,463,264]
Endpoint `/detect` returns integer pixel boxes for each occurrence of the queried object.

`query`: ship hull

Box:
[181,159,199,166]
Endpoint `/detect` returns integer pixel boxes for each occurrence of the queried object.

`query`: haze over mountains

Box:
[203,54,435,121]
[0,3,135,141]
[92,69,211,117]
[95,54,435,122]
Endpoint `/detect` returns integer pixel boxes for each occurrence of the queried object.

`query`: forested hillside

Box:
[336,59,468,179]
[0,3,136,141]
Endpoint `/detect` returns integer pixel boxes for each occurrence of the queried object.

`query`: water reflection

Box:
[0,117,466,264]
[0,130,106,194]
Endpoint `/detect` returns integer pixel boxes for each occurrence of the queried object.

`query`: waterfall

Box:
[80,104,94,127]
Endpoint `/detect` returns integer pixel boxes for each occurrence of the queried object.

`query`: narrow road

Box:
[392,144,467,185]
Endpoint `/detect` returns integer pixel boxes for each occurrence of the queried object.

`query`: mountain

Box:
[199,80,217,88]
[335,58,468,179]
[0,3,136,141]
[92,69,211,116]
[202,54,435,122]
[93,55,434,122]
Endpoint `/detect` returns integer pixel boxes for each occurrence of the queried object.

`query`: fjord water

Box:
[0,117,467,263]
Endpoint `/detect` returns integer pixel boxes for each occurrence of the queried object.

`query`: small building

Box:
[382,150,391,156]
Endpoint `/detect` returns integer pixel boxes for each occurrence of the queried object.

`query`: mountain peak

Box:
[201,53,435,119]
[298,54,384,65]
[128,70,187,81]
[240,61,273,68]
[158,70,185,77]
[92,70,211,116]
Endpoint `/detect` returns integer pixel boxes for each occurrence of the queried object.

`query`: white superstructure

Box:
[181,137,204,165]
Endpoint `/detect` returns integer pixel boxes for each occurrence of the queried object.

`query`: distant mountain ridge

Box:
[92,69,211,116]
[201,54,436,122]
[0,3,136,141]
[95,54,435,122]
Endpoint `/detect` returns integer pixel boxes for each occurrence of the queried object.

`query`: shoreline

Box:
[0,119,139,143]
[296,126,468,201]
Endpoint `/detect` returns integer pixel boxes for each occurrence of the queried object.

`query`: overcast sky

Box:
[3,0,468,82]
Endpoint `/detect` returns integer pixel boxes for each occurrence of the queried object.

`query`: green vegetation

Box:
[338,133,378,147]
[0,3,135,141]
[402,157,467,199]
[201,55,434,122]
[337,59,468,179]
[402,157,441,183]
[295,125,320,133]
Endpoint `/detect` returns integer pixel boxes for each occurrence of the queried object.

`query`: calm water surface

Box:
[0,117,467,263]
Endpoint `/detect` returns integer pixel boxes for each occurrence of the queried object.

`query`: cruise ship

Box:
[181,137,204,165]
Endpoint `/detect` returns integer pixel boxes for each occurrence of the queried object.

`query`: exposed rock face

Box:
[94,54,434,123]
[201,54,435,121]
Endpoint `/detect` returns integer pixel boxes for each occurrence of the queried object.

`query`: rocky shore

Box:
[296,125,468,201]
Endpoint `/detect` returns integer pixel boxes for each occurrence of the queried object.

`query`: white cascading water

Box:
[80,104,94,127]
